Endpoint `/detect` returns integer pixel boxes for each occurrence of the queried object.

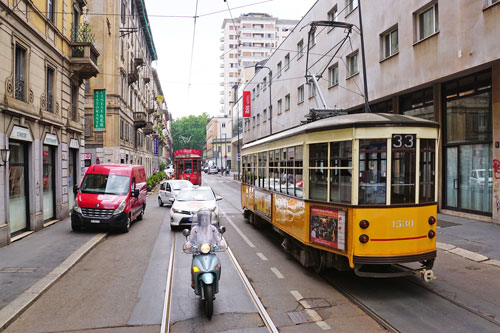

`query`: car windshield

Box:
[176,189,214,201]
[172,181,191,191]
[80,174,130,195]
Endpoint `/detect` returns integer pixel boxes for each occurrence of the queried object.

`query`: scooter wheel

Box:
[203,283,214,319]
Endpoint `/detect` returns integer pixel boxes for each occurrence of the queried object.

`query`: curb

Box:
[0,232,107,331]
[436,242,499,265]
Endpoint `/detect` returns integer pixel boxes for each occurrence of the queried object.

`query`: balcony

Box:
[128,68,139,84]
[143,76,150,84]
[134,112,147,128]
[142,122,153,135]
[70,24,99,81]
[146,108,155,115]
[134,56,144,67]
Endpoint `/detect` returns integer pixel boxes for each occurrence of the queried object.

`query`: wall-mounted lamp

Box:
[0,147,10,166]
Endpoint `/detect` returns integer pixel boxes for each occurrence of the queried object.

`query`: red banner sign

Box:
[174,149,201,157]
[242,91,251,118]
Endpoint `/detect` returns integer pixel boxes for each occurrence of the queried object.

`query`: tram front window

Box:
[185,160,192,174]
[359,139,387,204]
[391,134,416,204]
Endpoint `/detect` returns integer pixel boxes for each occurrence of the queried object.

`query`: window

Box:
[309,30,316,47]
[346,51,358,77]
[416,2,439,42]
[391,134,416,204]
[47,0,55,22]
[263,109,267,123]
[346,0,358,14]
[284,53,290,70]
[257,84,260,96]
[285,94,290,111]
[46,66,55,112]
[15,44,27,102]
[252,88,255,100]
[71,84,79,121]
[263,77,267,91]
[277,61,282,77]
[381,26,398,59]
[328,5,338,23]
[277,99,282,115]
[297,85,304,103]
[297,39,304,58]
[400,87,434,120]
[484,0,500,7]
[308,82,316,99]
[359,139,387,204]
[309,143,328,201]
[420,139,436,203]
[328,63,339,87]
[256,113,260,127]
[330,141,352,203]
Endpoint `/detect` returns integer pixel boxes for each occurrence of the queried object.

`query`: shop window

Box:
[400,87,434,120]
[359,139,387,204]
[370,99,393,114]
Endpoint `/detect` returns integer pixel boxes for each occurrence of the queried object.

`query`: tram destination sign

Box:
[392,134,416,149]
[93,89,106,132]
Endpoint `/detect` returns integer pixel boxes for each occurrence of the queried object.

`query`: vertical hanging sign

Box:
[94,89,106,131]
[242,91,251,118]
[154,137,159,156]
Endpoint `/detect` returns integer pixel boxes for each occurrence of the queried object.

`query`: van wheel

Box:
[122,215,131,233]
[71,222,82,232]
[158,197,163,207]
[137,205,145,221]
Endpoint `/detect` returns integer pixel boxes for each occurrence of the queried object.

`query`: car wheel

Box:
[158,197,163,207]
[170,224,176,231]
[137,205,145,221]
[122,215,131,233]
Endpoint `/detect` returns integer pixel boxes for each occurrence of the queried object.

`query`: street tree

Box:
[171,113,210,152]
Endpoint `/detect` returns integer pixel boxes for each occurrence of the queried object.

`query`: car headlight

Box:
[73,200,82,214]
[200,243,211,254]
[172,208,183,214]
[113,200,127,215]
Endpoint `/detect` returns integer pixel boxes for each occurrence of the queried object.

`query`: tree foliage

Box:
[171,113,210,153]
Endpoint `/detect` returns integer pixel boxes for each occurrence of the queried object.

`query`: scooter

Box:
[182,213,226,319]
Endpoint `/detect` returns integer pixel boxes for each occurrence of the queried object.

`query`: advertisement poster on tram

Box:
[254,189,271,219]
[310,206,346,251]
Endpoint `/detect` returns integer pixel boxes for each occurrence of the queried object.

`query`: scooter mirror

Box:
[182,229,190,237]
[219,225,226,234]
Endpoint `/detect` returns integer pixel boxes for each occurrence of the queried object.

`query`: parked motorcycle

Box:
[182,209,227,319]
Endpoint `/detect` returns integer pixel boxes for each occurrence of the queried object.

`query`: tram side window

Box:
[252,154,257,186]
[193,160,198,173]
[242,156,248,184]
[420,139,436,203]
[391,134,416,204]
[330,141,352,203]
[359,140,387,204]
[178,160,184,174]
[280,148,287,193]
[273,150,280,191]
[268,150,274,190]
[295,145,304,198]
[287,147,295,195]
[309,143,328,201]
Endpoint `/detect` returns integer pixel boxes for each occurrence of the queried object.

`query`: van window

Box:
[81,174,130,195]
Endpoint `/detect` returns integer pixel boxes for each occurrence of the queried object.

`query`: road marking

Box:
[160,233,176,333]
[221,212,255,248]
[227,247,279,333]
[256,252,268,261]
[290,290,303,301]
[316,320,332,330]
[436,242,456,251]
[485,259,500,267]
[299,299,312,309]
[270,267,284,279]
[305,309,322,322]
[448,247,489,262]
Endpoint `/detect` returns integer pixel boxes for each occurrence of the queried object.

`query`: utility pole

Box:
[358,0,371,113]
[232,84,240,179]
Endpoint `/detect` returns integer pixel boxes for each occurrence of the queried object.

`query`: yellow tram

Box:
[241,113,439,279]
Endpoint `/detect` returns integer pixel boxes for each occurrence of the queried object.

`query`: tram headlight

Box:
[428,230,436,239]
[359,234,369,243]
[428,216,436,225]
[359,220,369,229]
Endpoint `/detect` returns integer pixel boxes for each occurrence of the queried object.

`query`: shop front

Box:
[443,70,492,215]
[8,126,32,235]
[68,138,80,210]
[43,133,58,221]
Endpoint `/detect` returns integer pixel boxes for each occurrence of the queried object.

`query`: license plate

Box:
[90,219,100,224]
[187,218,191,223]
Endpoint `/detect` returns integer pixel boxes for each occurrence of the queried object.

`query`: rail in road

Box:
[202,173,500,333]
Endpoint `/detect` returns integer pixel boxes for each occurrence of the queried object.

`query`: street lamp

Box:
[0,146,10,166]
[254,64,272,135]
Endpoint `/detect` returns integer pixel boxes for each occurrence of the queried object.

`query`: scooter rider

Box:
[185,209,226,249]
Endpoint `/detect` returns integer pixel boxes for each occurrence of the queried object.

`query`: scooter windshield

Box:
[184,209,227,251]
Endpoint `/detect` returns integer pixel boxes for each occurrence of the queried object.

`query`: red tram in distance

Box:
[173,149,202,185]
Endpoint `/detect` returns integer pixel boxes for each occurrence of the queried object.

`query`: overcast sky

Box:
[144,0,317,120]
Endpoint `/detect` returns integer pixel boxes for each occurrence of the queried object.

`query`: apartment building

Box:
[84,0,170,177]
[0,0,99,246]
[220,13,298,116]
[242,0,500,223]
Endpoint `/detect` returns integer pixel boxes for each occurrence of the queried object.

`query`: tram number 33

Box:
[393,220,414,228]
[392,134,416,149]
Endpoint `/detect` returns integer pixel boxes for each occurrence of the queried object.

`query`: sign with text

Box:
[93,89,106,131]
[310,206,346,251]
[154,137,159,156]
[174,149,201,157]
[242,91,251,118]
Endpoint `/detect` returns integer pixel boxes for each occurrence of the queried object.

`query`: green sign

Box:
[94,89,106,131]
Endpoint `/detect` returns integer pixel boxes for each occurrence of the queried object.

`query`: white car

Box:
[158,180,193,207]
[169,186,222,230]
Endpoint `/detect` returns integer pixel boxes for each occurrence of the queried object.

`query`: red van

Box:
[71,164,147,233]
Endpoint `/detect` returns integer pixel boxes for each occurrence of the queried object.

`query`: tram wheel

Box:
[313,250,326,274]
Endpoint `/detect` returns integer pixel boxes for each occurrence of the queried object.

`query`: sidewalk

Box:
[0,195,499,330]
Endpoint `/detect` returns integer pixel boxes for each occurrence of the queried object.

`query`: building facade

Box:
[242,0,500,223]
[206,115,232,170]
[0,0,99,246]
[84,0,170,178]
[220,13,298,116]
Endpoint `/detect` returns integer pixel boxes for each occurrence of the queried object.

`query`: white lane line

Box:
[160,233,176,333]
[270,267,284,279]
[316,320,332,330]
[221,212,255,248]
[256,252,268,261]
[305,309,322,322]
[227,247,279,333]
[299,299,312,309]
[290,290,303,301]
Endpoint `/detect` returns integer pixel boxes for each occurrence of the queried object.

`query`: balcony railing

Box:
[70,24,99,80]
[47,92,53,112]
[134,112,147,128]
[15,79,25,101]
